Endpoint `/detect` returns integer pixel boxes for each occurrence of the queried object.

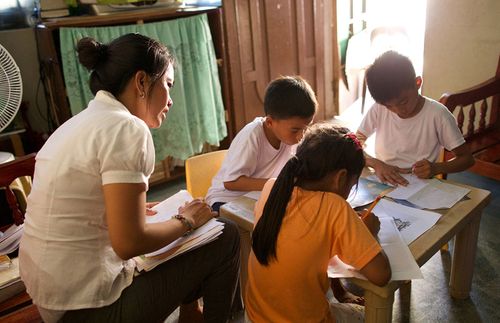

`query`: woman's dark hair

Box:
[264,75,318,119]
[76,33,174,97]
[252,123,365,265]
[365,50,416,104]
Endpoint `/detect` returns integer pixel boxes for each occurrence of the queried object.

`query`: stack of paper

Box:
[134,190,225,272]
[0,257,21,289]
[0,224,23,255]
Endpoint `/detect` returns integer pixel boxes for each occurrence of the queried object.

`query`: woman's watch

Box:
[172,214,194,235]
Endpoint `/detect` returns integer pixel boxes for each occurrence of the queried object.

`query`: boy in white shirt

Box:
[206,76,317,211]
[356,51,474,186]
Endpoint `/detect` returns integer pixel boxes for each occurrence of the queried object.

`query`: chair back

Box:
[185,150,227,198]
[0,153,36,229]
[439,55,500,139]
[438,55,500,181]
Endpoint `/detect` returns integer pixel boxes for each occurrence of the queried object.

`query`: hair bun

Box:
[77,37,108,71]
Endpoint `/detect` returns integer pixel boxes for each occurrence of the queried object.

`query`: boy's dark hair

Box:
[77,33,174,99]
[264,76,317,119]
[365,50,416,104]
[252,123,365,266]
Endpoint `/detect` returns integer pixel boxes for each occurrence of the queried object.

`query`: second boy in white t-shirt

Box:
[206,76,317,210]
[356,51,474,186]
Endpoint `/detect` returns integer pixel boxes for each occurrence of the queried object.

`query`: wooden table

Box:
[220,181,491,323]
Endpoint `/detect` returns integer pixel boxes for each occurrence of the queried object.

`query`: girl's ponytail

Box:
[252,157,300,265]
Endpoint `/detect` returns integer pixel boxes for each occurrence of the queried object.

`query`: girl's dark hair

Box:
[252,123,365,265]
[264,76,318,119]
[365,50,416,104]
[76,33,174,97]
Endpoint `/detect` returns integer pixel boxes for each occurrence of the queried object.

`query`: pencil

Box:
[362,195,382,219]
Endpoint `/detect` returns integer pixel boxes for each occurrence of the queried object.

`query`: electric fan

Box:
[0,44,23,133]
[0,44,23,164]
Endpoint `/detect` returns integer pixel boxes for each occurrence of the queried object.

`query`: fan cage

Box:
[0,45,23,132]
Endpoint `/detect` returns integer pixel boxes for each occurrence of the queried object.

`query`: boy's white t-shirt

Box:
[206,117,295,205]
[357,97,465,168]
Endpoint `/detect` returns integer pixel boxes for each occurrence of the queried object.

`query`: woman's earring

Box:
[140,92,145,99]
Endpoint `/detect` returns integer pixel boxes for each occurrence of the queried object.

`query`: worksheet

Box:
[328,216,423,281]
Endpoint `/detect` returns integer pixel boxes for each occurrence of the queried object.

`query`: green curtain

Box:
[59,14,227,161]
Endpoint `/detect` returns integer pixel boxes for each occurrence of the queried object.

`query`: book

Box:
[40,0,68,11]
[133,190,225,272]
[41,8,70,18]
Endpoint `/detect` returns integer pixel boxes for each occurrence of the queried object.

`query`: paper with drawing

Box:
[373,199,441,244]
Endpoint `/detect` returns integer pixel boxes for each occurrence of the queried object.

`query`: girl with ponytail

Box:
[245,123,391,323]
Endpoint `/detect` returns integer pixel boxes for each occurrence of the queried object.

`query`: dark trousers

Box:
[61,218,240,323]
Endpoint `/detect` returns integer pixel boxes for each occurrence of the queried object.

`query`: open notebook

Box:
[134,190,224,272]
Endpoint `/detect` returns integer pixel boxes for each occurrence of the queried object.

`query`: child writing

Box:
[356,51,474,186]
[245,124,391,323]
[206,76,317,211]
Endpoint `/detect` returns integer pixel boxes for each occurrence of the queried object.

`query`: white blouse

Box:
[19,91,155,314]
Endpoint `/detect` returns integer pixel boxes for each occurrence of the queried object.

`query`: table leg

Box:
[364,289,394,323]
[449,211,481,299]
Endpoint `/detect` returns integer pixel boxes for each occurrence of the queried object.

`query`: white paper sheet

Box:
[146,190,192,223]
[369,175,470,209]
[386,174,428,199]
[244,191,261,201]
[328,217,423,281]
[373,199,441,244]
[406,179,470,209]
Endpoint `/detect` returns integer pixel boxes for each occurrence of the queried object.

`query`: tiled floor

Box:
[148,171,499,322]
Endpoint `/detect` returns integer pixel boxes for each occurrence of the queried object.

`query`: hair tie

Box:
[344,132,362,151]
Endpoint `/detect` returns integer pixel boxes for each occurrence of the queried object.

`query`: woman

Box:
[19,33,240,323]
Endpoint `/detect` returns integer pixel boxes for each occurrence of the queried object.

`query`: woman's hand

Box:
[412,159,434,178]
[372,159,411,186]
[145,202,159,216]
[358,211,380,237]
[178,199,217,229]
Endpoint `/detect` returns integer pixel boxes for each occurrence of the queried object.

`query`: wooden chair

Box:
[0,153,42,322]
[185,150,227,198]
[439,55,500,181]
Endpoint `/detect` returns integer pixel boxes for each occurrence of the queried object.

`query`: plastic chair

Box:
[185,150,227,198]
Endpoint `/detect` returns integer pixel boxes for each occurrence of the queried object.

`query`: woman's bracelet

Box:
[172,214,194,235]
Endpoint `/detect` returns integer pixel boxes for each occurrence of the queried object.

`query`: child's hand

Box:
[412,159,434,178]
[145,202,159,216]
[358,211,380,236]
[373,160,411,186]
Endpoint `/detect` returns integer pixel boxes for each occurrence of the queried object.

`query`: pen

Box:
[362,195,382,219]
